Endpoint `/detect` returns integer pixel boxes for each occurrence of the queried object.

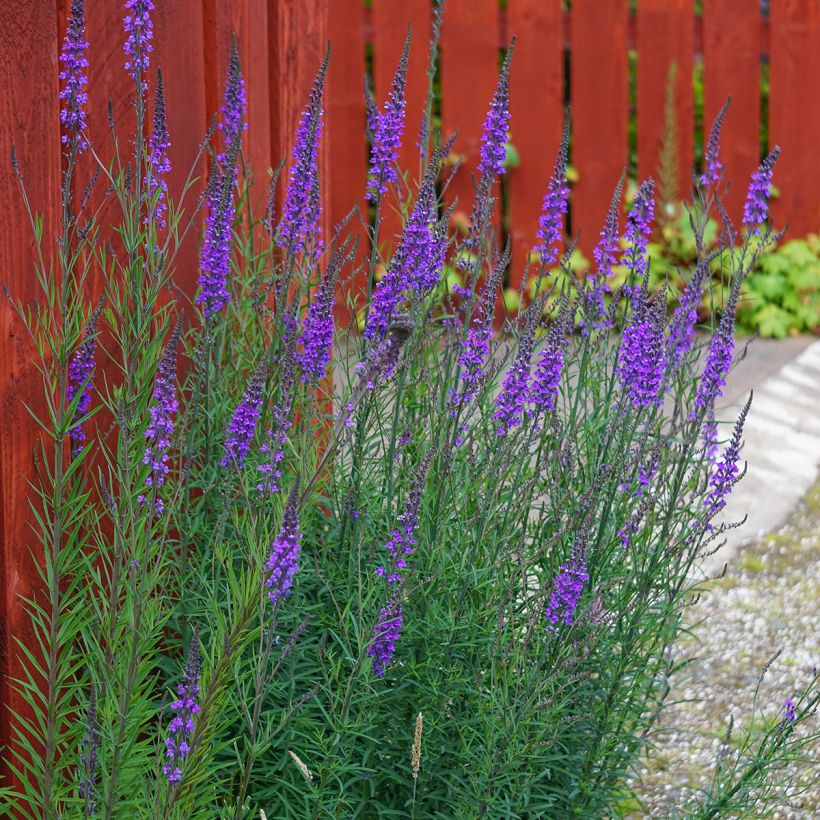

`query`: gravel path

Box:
[629,483,820,818]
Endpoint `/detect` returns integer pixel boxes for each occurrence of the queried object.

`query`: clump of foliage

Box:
[2,2,817,818]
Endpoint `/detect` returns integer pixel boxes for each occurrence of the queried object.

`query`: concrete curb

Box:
[706,339,820,572]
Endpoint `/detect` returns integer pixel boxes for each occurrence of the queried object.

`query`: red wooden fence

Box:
[2,0,819,765]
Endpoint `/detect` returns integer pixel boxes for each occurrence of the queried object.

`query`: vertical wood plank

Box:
[439,0,500,235]
[506,0,563,284]
[327,0,367,323]
[703,0,760,225]
[372,0,432,255]
[154,1,207,299]
[0,0,61,777]
[269,0,330,243]
[636,0,694,205]
[204,0,272,208]
[571,0,628,251]
[769,0,820,234]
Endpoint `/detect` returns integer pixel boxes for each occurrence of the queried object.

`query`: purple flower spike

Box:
[692,293,737,416]
[742,146,780,228]
[59,0,89,151]
[196,52,245,317]
[545,550,589,630]
[667,257,709,369]
[449,249,507,412]
[369,598,403,678]
[493,308,540,437]
[534,119,570,266]
[146,69,171,229]
[221,360,266,469]
[375,462,427,585]
[141,321,181,511]
[478,46,513,181]
[77,686,99,815]
[622,178,655,281]
[528,305,569,423]
[219,39,247,166]
[163,633,201,785]
[583,177,624,335]
[703,395,750,524]
[258,314,297,495]
[783,698,796,724]
[700,99,729,188]
[265,479,302,607]
[366,33,409,203]
[278,53,328,256]
[123,0,155,89]
[67,299,104,458]
[298,244,348,384]
[617,284,666,409]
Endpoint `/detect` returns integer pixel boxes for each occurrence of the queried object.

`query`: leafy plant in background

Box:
[2,2,818,818]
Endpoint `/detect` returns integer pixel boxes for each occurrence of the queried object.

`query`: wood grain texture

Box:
[703,0,761,226]
[769,0,820,234]
[636,0,694,205]
[506,0,563,284]
[327,0,367,323]
[439,0,500,236]
[571,0,629,251]
[0,0,61,776]
[204,0,271,213]
[154,0,207,298]
[371,0,431,257]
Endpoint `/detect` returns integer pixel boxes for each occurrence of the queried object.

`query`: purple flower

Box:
[77,686,99,815]
[545,551,589,630]
[141,322,180,510]
[59,0,89,151]
[703,395,750,523]
[67,299,104,458]
[742,146,780,228]
[375,466,426,585]
[163,635,201,784]
[123,0,154,89]
[449,250,507,411]
[493,310,540,437]
[368,598,403,678]
[278,54,327,256]
[700,100,729,188]
[617,286,666,409]
[534,120,570,266]
[783,698,796,723]
[196,46,246,317]
[366,34,409,203]
[692,298,736,415]
[667,257,709,369]
[146,69,171,228]
[259,315,297,494]
[528,306,568,421]
[621,178,655,281]
[365,169,441,342]
[265,479,302,607]
[221,360,266,469]
[357,314,415,391]
[478,47,512,180]
[297,245,345,383]
[583,177,623,335]
[218,39,247,165]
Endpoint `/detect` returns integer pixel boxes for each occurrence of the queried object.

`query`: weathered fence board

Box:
[506,0,563,283]
[571,0,629,251]
[770,0,820,235]
[0,0,61,774]
[637,0,694,206]
[703,0,761,227]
